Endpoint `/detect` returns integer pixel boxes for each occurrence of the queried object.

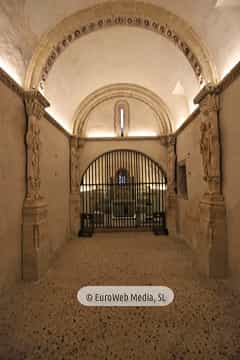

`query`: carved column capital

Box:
[194,83,218,106]
[167,134,176,147]
[24,90,50,118]
[159,135,168,147]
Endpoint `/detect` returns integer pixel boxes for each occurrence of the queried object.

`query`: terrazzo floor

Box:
[0,233,240,360]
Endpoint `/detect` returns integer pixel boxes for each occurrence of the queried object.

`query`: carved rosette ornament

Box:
[24,91,50,202]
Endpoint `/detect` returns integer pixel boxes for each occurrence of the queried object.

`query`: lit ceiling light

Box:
[0,59,22,85]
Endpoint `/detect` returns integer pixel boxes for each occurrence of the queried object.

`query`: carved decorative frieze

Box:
[70,136,82,194]
[24,91,49,202]
[39,16,204,91]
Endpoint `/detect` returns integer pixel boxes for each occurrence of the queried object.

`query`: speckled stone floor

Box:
[0,233,240,360]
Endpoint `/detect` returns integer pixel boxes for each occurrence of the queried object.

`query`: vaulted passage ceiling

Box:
[0,0,240,133]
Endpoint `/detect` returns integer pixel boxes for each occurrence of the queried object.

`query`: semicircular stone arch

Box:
[80,148,167,185]
[25,1,218,91]
[73,83,174,136]
[78,140,168,183]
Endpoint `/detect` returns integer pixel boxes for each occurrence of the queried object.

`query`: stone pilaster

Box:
[166,135,177,236]
[69,136,84,236]
[194,84,227,278]
[22,91,50,281]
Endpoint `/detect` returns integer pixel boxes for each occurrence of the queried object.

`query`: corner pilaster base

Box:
[70,193,81,237]
[22,199,50,281]
[197,194,228,278]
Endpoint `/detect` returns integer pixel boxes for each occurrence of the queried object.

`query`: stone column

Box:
[166,135,177,236]
[194,84,227,278]
[69,136,83,236]
[22,91,50,281]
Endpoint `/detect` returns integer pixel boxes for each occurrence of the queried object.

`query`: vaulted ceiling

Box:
[0,0,240,133]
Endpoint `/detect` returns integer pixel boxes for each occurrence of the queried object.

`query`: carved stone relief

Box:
[194,84,227,278]
[70,136,82,194]
[24,91,49,202]
[167,135,176,194]
[22,91,50,281]
[195,85,221,196]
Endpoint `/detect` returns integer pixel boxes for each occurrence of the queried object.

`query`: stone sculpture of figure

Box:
[71,137,81,193]
[200,94,221,193]
[26,115,42,200]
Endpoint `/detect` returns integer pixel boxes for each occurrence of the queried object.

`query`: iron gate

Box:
[79,150,167,233]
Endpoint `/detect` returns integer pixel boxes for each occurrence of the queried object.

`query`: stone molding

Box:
[24,1,217,90]
[1,60,240,140]
[0,68,71,138]
[217,60,240,93]
[44,111,70,138]
[174,107,200,136]
[78,135,169,143]
[73,83,173,136]
[0,67,24,98]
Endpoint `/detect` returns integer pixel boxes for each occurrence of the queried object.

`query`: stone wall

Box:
[0,81,26,294]
[176,113,207,249]
[220,76,240,278]
[40,117,70,255]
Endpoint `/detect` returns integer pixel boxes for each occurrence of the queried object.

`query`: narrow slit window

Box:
[114,100,129,137]
[120,107,125,137]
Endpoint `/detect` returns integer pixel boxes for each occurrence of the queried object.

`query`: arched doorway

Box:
[80,150,167,232]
